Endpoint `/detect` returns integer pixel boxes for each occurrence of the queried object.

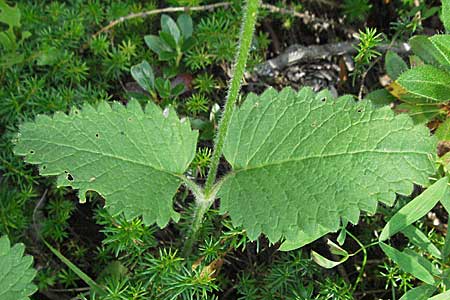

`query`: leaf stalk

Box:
[183,0,260,255]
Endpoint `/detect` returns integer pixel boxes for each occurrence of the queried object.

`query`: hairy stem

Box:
[204,0,260,196]
[183,0,260,256]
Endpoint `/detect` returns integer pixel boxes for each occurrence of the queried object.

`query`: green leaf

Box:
[0,0,21,28]
[397,65,450,103]
[403,248,440,276]
[443,230,450,259]
[442,0,450,33]
[399,285,436,300]
[429,35,450,68]
[436,118,450,141]
[429,290,450,300]
[161,14,180,44]
[365,89,396,108]
[279,224,331,251]
[131,60,155,93]
[326,239,348,257]
[380,242,436,285]
[380,177,449,241]
[395,103,442,124]
[14,100,198,227]
[311,249,348,269]
[386,50,408,80]
[177,14,193,39]
[402,226,442,259]
[410,36,446,66]
[0,235,37,300]
[159,31,178,50]
[144,35,171,56]
[219,87,436,244]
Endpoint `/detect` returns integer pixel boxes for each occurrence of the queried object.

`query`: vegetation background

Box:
[1,0,449,299]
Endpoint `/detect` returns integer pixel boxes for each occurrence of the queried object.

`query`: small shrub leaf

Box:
[429,35,450,67]
[397,65,450,103]
[385,50,408,80]
[161,14,180,44]
[131,60,155,93]
[219,87,436,245]
[14,100,198,227]
[177,14,193,39]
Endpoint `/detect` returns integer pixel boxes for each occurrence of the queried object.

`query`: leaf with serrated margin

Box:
[218,87,436,247]
[14,100,198,227]
[0,235,37,300]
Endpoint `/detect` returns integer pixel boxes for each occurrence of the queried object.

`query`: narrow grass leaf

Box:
[399,285,436,300]
[380,177,448,241]
[380,242,435,285]
[402,225,442,259]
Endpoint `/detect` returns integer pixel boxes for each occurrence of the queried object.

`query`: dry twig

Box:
[92,2,232,39]
[91,2,322,40]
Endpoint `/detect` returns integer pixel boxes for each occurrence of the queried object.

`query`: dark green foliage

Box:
[1,1,449,300]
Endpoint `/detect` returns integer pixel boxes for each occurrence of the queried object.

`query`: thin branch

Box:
[91,2,320,42]
[91,2,232,39]
[260,3,314,22]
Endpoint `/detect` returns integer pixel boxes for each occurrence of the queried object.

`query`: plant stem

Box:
[204,0,260,197]
[182,0,260,256]
[347,231,370,294]
[182,196,210,256]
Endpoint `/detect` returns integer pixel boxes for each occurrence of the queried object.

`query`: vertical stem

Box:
[183,198,210,256]
[204,0,260,197]
[183,0,260,256]
[347,231,368,294]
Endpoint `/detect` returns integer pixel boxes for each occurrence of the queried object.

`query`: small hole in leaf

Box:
[42,165,47,170]
[357,108,362,113]
[64,170,68,174]
[95,133,99,138]
[67,174,74,181]
[29,150,35,154]
[321,97,326,102]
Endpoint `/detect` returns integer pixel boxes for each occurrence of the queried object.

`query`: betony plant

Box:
[12,0,438,274]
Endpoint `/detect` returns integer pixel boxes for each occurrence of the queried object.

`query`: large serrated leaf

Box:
[14,100,198,227]
[218,87,436,245]
[0,235,37,300]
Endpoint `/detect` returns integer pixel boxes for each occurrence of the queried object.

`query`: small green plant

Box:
[352,27,383,85]
[131,60,185,104]
[0,0,31,68]
[145,13,194,67]
[368,5,450,125]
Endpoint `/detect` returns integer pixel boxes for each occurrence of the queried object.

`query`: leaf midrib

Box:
[232,149,431,173]
[22,137,183,177]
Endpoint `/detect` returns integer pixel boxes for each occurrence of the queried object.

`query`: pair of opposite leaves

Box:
[14,87,436,250]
